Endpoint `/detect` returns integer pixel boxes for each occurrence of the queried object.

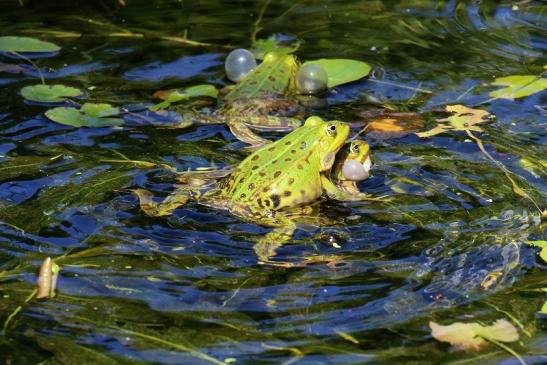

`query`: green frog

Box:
[181,52,304,147]
[136,116,379,263]
[329,140,377,200]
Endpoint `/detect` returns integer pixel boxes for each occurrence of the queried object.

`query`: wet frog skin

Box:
[182,52,304,147]
[330,140,374,200]
[136,117,379,263]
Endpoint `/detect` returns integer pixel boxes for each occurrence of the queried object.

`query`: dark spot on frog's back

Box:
[283,190,291,197]
[252,165,259,170]
[248,183,255,190]
[268,146,275,152]
[274,171,281,178]
[268,75,276,82]
[259,171,266,177]
[285,141,292,146]
[252,155,259,161]
[288,178,294,185]
[270,194,280,208]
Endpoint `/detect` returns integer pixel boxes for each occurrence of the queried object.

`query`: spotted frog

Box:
[182,52,304,147]
[136,116,378,263]
[329,140,378,200]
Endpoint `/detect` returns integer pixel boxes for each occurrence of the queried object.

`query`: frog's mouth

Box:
[342,155,372,181]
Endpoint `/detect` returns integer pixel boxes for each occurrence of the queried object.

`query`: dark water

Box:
[0,1,546,364]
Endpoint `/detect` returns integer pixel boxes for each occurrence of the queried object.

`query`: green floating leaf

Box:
[45,103,123,127]
[21,84,82,103]
[526,240,547,262]
[0,36,60,53]
[251,36,299,60]
[303,59,371,88]
[150,84,218,111]
[490,75,547,100]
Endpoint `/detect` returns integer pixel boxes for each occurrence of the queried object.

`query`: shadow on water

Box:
[0,1,545,364]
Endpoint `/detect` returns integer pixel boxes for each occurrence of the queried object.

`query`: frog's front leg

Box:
[320,175,386,202]
[253,212,297,264]
[228,116,301,148]
[134,189,189,216]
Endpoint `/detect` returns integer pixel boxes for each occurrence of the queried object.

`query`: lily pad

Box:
[416,105,492,138]
[527,240,547,262]
[21,84,82,103]
[45,103,124,127]
[0,36,60,54]
[303,59,371,88]
[150,84,218,111]
[490,75,547,100]
[430,319,519,351]
[251,36,299,60]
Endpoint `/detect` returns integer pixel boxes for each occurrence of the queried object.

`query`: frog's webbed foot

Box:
[133,189,189,217]
[228,121,272,148]
[253,213,297,265]
[321,175,389,202]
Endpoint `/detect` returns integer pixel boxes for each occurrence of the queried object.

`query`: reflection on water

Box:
[0,1,545,364]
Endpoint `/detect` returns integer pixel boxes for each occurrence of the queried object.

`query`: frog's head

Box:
[304,116,350,172]
[334,140,372,181]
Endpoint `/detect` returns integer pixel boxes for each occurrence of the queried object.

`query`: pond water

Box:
[0,1,546,364]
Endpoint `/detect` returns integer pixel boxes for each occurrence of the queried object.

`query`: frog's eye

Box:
[350,142,360,153]
[326,123,337,137]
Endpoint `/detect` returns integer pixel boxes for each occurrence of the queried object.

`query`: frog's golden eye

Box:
[350,142,360,153]
[326,124,337,137]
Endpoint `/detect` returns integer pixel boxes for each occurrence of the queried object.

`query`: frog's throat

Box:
[320,123,350,171]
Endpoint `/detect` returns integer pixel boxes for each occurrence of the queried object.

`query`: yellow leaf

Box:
[430,319,519,351]
[416,104,491,138]
[430,321,485,350]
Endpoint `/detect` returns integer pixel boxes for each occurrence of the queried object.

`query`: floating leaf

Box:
[541,301,547,315]
[416,104,491,138]
[430,319,519,351]
[364,111,424,139]
[303,59,371,88]
[0,36,60,54]
[36,257,60,299]
[21,84,82,103]
[45,103,123,127]
[527,240,547,262]
[251,36,299,60]
[150,84,218,111]
[490,75,547,100]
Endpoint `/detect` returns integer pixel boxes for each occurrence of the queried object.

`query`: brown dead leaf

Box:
[37,257,60,299]
[362,111,424,140]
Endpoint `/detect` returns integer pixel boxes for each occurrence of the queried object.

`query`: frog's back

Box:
[220,125,323,210]
[223,54,297,104]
